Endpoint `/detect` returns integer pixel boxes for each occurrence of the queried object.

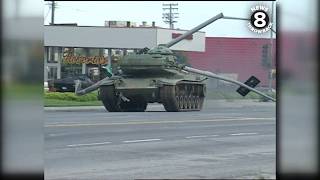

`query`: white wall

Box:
[44,26,206,52]
[44,26,157,49]
[156,29,205,52]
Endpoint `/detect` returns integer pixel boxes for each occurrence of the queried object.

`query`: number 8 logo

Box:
[250,10,270,29]
[254,12,266,28]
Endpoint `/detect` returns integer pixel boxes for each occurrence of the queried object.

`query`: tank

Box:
[75,13,275,112]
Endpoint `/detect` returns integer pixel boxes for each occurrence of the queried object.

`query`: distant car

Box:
[48,75,95,92]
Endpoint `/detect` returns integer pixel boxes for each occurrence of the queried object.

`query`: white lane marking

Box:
[185,135,219,139]
[45,117,275,128]
[230,132,258,136]
[67,141,112,147]
[48,133,72,137]
[123,138,161,143]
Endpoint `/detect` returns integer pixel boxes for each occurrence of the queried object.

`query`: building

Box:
[44,23,276,89]
[44,24,205,82]
[183,37,276,88]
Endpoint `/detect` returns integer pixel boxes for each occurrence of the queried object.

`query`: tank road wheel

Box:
[178,96,183,109]
[160,83,206,112]
[198,85,205,110]
[182,96,187,109]
[191,96,196,109]
[194,96,200,109]
[188,95,192,109]
[99,86,121,112]
[161,85,180,112]
[184,95,188,109]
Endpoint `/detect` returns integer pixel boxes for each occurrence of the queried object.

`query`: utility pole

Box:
[162,3,179,29]
[50,1,56,25]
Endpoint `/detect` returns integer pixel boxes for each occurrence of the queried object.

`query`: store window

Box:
[61,47,83,78]
[47,47,62,63]
[47,66,58,80]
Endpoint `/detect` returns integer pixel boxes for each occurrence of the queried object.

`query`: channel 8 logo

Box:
[248,5,272,34]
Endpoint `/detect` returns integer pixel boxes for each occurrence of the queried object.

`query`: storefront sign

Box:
[63,50,108,65]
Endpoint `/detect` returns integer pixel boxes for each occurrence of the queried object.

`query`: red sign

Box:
[172,33,193,40]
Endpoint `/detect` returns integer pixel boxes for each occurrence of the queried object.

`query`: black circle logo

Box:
[250,10,269,29]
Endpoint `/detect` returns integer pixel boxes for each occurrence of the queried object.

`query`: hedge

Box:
[44,91,98,102]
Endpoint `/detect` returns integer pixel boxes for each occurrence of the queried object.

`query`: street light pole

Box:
[51,1,55,25]
[268,1,275,92]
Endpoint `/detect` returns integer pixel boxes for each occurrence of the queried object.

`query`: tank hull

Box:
[98,76,206,112]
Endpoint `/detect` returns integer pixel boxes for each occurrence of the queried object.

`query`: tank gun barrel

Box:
[165,13,224,48]
[74,77,109,96]
[182,66,276,102]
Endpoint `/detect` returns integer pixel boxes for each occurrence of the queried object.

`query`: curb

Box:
[44,106,106,112]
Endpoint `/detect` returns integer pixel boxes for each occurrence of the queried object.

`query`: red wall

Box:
[183,37,276,87]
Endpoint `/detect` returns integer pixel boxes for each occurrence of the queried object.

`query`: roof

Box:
[43,24,205,33]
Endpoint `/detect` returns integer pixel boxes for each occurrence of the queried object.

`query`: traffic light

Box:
[261,44,271,68]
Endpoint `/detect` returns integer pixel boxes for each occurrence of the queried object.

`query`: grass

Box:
[45,91,99,101]
[3,83,43,99]
[44,91,102,107]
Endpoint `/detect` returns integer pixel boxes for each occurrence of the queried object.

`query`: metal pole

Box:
[223,16,250,21]
[268,1,274,92]
[165,13,224,48]
[183,66,276,102]
[51,1,55,25]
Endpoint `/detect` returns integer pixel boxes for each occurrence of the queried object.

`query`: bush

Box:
[44,91,98,102]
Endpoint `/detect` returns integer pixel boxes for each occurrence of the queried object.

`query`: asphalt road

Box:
[44,99,276,180]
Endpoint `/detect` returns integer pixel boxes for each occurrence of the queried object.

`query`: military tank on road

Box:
[75,13,275,112]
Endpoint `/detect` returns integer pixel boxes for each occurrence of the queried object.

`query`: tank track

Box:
[99,83,205,112]
[99,85,147,112]
[160,82,206,112]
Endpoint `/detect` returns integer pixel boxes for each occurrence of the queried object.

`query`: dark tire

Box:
[100,86,148,112]
[161,85,180,112]
[99,86,121,112]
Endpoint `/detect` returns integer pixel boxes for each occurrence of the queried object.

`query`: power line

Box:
[162,3,179,29]
[44,9,50,21]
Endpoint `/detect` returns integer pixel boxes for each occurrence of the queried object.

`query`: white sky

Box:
[4,0,317,38]
[42,1,277,38]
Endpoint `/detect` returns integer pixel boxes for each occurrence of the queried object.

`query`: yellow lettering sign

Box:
[62,50,108,65]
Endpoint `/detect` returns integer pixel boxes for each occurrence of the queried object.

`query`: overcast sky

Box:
[42,1,278,38]
[4,0,316,38]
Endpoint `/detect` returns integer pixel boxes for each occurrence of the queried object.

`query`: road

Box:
[44,100,276,180]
